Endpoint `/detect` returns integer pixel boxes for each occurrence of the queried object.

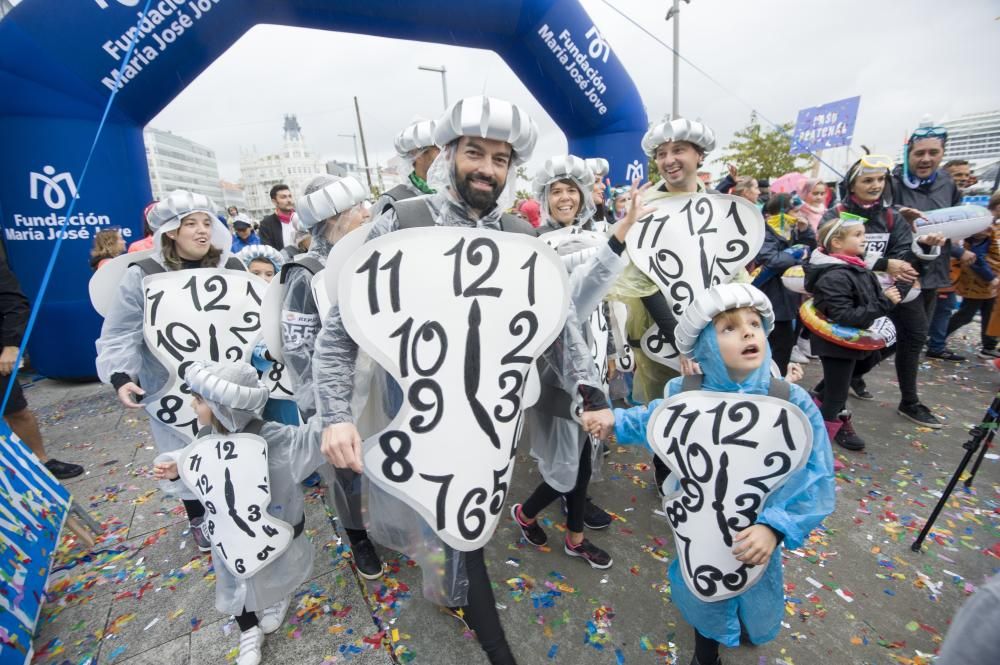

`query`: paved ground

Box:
[28,324,999,665]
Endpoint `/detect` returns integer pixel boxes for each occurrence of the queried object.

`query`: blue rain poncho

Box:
[613,317,835,647]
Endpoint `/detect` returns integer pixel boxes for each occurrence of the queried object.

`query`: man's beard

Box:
[455,169,504,212]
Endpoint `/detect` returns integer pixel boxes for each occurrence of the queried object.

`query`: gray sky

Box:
[149,0,1000,185]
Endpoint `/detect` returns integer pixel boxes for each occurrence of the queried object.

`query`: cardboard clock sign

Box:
[257,346,295,402]
[641,323,681,370]
[142,269,264,440]
[537,225,606,272]
[338,227,569,551]
[608,301,634,373]
[625,194,765,316]
[647,391,812,601]
[177,433,293,579]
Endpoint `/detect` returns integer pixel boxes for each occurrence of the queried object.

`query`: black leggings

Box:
[946,297,997,350]
[235,607,258,631]
[183,499,205,521]
[818,354,881,422]
[769,320,797,376]
[460,548,516,665]
[882,290,932,406]
[694,629,719,664]
[521,438,592,533]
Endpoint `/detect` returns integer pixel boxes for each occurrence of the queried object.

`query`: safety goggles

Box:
[859,154,893,171]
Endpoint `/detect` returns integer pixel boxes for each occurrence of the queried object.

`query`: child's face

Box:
[191,394,213,427]
[248,258,275,282]
[832,225,866,256]
[713,308,766,379]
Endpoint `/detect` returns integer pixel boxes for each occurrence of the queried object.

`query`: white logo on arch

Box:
[29,166,78,210]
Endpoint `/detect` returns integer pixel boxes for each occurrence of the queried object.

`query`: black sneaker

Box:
[689,655,723,665]
[560,496,613,530]
[189,517,212,553]
[349,537,384,580]
[897,402,942,429]
[563,536,613,569]
[977,348,1000,359]
[849,378,874,401]
[45,458,84,480]
[926,348,966,362]
[511,504,547,546]
[835,412,866,451]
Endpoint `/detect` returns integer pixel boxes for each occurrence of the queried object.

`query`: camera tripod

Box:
[911,390,999,552]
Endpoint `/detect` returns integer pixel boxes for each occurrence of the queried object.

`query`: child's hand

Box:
[581,408,615,440]
[883,286,902,304]
[679,356,702,376]
[784,362,803,383]
[732,524,778,565]
[153,461,179,481]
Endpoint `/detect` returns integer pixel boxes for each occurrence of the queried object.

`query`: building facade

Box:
[239,115,326,220]
[144,127,224,204]
[943,111,1000,167]
[219,180,247,212]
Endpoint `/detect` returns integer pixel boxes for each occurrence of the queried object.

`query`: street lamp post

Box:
[418,64,449,110]
[665,0,691,119]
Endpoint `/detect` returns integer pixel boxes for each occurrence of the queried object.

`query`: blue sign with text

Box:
[790,96,861,154]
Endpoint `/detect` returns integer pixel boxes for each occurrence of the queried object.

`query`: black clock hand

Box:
[713,451,732,547]
[230,510,256,538]
[464,299,501,449]
[224,467,237,511]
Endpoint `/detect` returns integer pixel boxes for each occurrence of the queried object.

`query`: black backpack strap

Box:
[680,374,703,392]
[224,256,246,271]
[279,256,324,284]
[499,213,539,236]
[391,198,437,230]
[130,257,165,275]
[242,419,265,436]
[384,183,415,204]
[767,378,791,401]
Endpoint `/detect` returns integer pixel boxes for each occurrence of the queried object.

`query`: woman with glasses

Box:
[823,153,946,428]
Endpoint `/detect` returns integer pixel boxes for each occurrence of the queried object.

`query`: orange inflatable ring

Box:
[799,298,890,351]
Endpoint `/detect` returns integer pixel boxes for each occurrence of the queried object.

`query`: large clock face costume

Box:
[648,390,813,602]
[625,194,765,317]
[142,269,264,440]
[178,431,293,579]
[338,227,569,551]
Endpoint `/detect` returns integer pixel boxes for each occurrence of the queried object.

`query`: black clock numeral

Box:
[196,474,213,496]
[257,545,276,561]
[215,440,238,460]
[234,558,246,574]
[247,504,262,522]
[262,524,279,538]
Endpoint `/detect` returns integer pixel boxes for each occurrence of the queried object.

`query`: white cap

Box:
[673,284,775,357]
[531,155,595,200]
[295,176,368,230]
[148,190,221,232]
[394,119,437,158]
[585,158,609,178]
[236,244,284,272]
[433,96,538,164]
[642,118,717,157]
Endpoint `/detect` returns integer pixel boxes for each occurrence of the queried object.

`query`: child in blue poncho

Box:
[613,284,835,665]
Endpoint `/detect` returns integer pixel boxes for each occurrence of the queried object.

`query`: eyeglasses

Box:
[859,154,893,170]
[910,126,947,141]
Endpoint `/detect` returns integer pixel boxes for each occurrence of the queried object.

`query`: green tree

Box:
[717,114,811,180]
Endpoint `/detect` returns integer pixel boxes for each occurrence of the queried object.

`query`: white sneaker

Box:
[790,346,810,364]
[237,626,263,665]
[258,595,291,634]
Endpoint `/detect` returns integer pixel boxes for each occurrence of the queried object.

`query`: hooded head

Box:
[674,284,775,392]
[427,96,539,221]
[236,244,284,282]
[147,190,231,268]
[184,361,269,432]
[394,119,440,180]
[532,155,597,228]
[295,175,369,257]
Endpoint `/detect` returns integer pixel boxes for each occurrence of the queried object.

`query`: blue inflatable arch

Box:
[0,0,647,378]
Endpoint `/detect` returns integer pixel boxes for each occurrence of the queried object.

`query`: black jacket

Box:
[753,222,816,321]
[0,258,30,349]
[889,167,962,290]
[804,251,894,359]
[258,213,285,251]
